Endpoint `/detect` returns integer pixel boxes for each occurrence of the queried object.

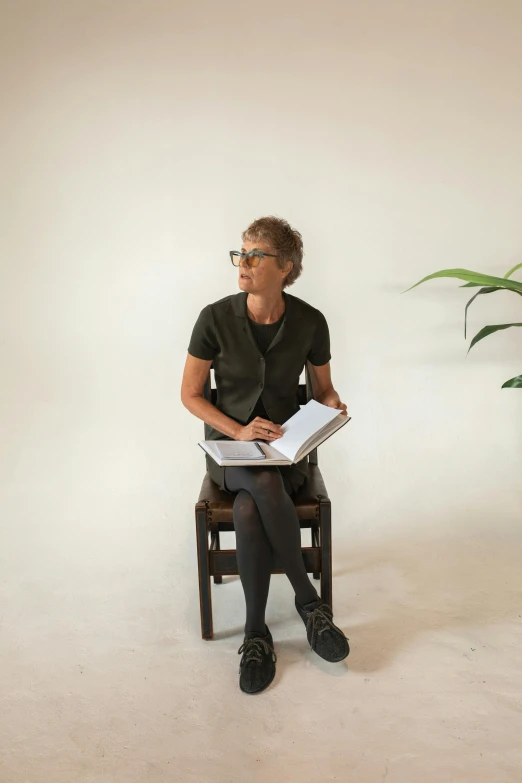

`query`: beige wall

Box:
[2,0,521,524]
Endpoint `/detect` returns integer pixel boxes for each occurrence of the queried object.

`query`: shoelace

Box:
[237,637,277,667]
[305,604,349,651]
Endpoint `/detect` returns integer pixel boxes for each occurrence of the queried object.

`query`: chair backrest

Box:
[202,361,319,466]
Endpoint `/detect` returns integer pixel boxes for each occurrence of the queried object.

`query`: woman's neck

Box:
[246,291,286,324]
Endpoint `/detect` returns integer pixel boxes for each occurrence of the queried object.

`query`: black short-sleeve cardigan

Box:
[187,290,331,494]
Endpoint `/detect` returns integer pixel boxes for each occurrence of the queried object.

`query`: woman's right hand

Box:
[235,416,283,442]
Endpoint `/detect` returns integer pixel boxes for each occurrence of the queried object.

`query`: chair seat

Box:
[197,463,330,528]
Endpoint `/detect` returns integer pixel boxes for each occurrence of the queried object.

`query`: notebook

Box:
[214,441,267,460]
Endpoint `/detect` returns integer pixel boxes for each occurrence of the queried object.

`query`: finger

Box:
[262,419,281,429]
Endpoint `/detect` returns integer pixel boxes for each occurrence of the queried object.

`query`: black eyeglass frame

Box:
[229,250,278,268]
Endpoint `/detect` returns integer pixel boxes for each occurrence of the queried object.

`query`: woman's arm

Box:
[307,360,349,415]
[181,353,242,439]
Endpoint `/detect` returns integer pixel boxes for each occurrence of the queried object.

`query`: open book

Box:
[199,399,351,466]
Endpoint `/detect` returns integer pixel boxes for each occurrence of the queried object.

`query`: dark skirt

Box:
[205,453,309,498]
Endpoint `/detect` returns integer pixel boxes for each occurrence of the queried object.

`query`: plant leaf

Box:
[468,323,522,353]
[504,262,522,279]
[464,287,499,339]
[464,287,522,338]
[403,268,522,294]
[459,263,521,286]
[502,374,522,388]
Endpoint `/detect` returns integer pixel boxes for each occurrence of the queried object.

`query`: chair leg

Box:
[319,502,333,610]
[196,506,213,640]
[311,526,320,580]
[212,530,222,584]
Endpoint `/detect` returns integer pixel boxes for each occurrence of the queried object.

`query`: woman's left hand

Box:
[319,391,349,416]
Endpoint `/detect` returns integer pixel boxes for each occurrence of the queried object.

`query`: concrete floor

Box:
[1,488,521,783]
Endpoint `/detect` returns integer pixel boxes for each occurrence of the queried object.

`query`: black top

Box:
[246,311,285,423]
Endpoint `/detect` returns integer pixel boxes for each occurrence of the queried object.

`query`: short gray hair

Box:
[242,215,303,289]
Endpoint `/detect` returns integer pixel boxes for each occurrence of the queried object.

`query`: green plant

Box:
[403,262,522,389]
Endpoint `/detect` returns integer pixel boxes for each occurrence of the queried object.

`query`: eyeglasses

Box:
[229,250,278,268]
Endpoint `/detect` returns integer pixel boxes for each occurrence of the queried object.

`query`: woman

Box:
[181,216,350,694]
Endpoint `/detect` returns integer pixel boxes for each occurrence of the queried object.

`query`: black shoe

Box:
[237,625,277,694]
[295,597,350,662]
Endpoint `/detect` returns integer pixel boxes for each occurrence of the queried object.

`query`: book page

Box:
[294,414,347,461]
[274,399,347,461]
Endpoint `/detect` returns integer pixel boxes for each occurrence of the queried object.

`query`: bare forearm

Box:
[182,394,242,439]
[316,387,335,404]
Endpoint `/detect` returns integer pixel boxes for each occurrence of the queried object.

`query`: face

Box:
[238,238,293,292]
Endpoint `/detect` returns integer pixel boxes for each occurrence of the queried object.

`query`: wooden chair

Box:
[195,362,332,640]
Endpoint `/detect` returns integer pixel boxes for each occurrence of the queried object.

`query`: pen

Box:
[254,442,266,458]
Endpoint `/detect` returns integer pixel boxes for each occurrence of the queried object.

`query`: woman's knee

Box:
[250,467,286,499]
